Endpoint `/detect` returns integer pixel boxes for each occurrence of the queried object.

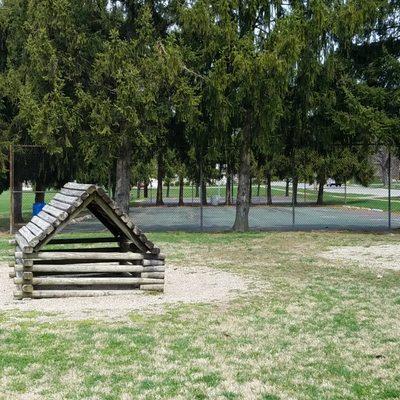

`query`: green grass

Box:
[1,231,400,399]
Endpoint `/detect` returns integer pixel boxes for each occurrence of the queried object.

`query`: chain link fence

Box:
[5,144,400,234]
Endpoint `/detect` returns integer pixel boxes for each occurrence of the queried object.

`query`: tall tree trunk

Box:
[201,179,207,205]
[266,172,272,205]
[195,184,199,198]
[257,182,260,197]
[13,180,23,224]
[166,181,170,198]
[225,172,232,205]
[156,153,164,205]
[292,176,298,206]
[144,181,148,198]
[137,182,140,198]
[285,178,290,197]
[34,181,45,203]
[233,123,252,231]
[115,144,132,214]
[178,174,184,206]
[317,175,324,205]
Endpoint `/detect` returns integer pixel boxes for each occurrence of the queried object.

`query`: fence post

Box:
[292,185,295,226]
[388,149,392,230]
[9,144,14,234]
[292,152,296,227]
[199,164,204,231]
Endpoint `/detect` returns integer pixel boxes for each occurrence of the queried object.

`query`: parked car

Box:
[326,178,342,187]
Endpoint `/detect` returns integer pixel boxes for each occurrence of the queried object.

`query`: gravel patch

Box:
[0,263,248,320]
[321,244,400,271]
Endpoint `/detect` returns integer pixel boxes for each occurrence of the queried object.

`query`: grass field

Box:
[0,231,399,399]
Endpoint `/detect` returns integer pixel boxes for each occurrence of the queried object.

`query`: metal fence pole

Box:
[9,144,14,234]
[200,164,204,231]
[231,172,234,203]
[292,186,295,226]
[292,153,296,227]
[388,149,392,230]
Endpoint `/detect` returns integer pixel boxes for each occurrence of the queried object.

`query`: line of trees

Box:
[0,0,399,230]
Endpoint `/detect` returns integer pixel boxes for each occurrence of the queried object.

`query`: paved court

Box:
[65,205,400,233]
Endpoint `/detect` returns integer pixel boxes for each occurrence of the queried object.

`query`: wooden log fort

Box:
[11,182,165,299]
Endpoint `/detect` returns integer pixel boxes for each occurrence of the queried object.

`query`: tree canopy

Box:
[0,0,398,230]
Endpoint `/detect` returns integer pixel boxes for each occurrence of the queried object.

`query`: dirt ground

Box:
[0,263,248,320]
[321,244,400,271]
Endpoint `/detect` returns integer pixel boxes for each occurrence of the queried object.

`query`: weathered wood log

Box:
[53,193,83,207]
[140,272,164,279]
[15,233,33,253]
[36,211,60,227]
[13,291,23,300]
[96,187,112,203]
[19,226,39,247]
[132,226,142,236]
[21,251,144,261]
[8,261,15,268]
[140,284,164,291]
[150,247,161,255]
[14,265,23,272]
[64,182,96,191]
[48,237,118,245]
[142,259,165,266]
[144,253,165,260]
[9,270,16,278]
[142,266,165,272]
[143,240,154,250]
[60,188,90,199]
[15,258,33,267]
[118,214,137,232]
[22,284,33,293]
[31,264,164,273]
[49,199,74,212]
[23,271,33,280]
[43,204,68,220]
[26,222,47,241]
[27,277,163,285]
[27,290,144,298]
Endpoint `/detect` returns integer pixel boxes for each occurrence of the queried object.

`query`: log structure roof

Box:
[15,182,158,255]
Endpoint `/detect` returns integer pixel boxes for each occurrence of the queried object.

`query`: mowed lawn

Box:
[0,231,400,399]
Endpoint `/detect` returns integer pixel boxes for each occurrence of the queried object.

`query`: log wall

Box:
[13,247,165,299]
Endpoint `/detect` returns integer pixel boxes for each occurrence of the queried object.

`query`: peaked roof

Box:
[15,182,158,254]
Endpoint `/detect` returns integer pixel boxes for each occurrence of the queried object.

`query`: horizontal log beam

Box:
[16,277,163,285]
[20,290,145,298]
[16,251,144,261]
[144,253,165,260]
[31,264,165,273]
[140,284,164,291]
[140,272,164,279]
[142,259,165,266]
